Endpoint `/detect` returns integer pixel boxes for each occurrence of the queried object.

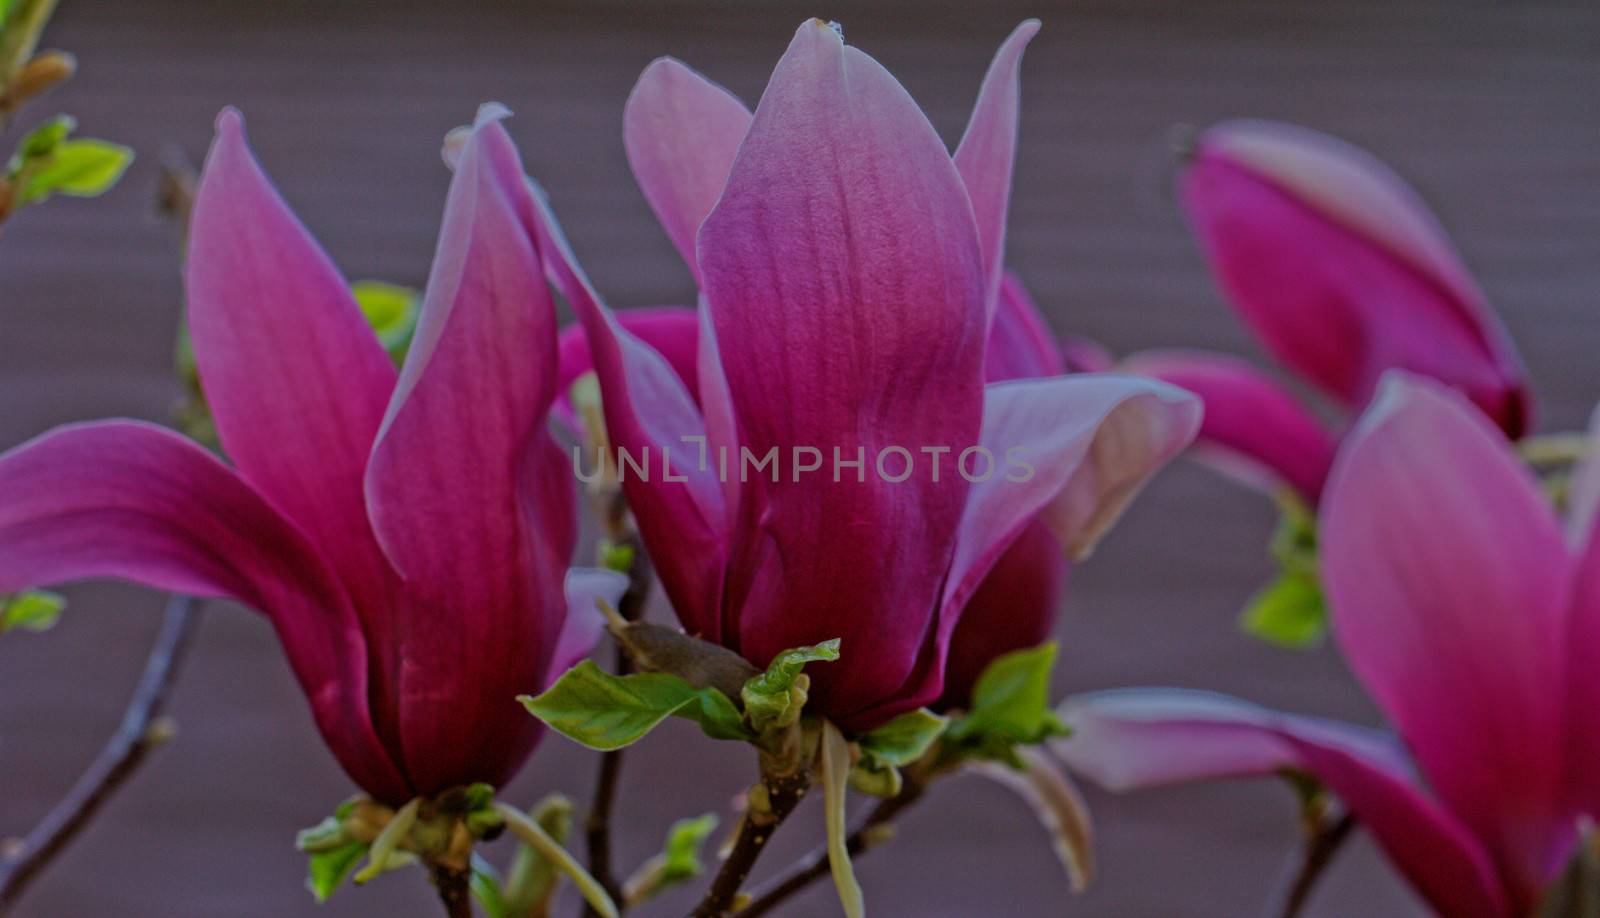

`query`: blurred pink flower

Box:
[1132,120,1532,504]
[552,20,1201,731]
[0,107,622,804]
[1057,372,1594,917]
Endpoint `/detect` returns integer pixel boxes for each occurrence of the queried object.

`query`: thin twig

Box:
[739,767,928,917]
[428,862,472,918]
[1274,811,1355,918]
[0,595,201,912]
[689,764,811,918]
[584,493,651,916]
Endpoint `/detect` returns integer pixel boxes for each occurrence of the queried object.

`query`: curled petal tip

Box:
[214,106,245,136]
[474,101,513,129]
[1014,18,1042,39]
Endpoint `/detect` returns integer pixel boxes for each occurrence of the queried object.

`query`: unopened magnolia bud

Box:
[12,51,75,101]
[611,619,758,699]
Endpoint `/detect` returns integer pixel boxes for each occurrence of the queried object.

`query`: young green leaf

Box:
[821,721,865,918]
[741,638,840,732]
[469,854,510,918]
[858,707,948,769]
[306,841,368,903]
[10,114,72,166]
[0,589,64,634]
[351,280,420,362]
[1239,568,1327,649]
[519,660,751,751]
[19,138,133,204]
[659,813,718,884]
[949,641,1068,751]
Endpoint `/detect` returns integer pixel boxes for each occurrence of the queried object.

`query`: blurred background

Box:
[1,1,1596,915]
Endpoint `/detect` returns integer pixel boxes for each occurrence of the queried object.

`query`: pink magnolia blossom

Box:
[0,107,622,804]
[1056,373,1595,917]
[1131,120,1531,504]
[553,20,1201,732]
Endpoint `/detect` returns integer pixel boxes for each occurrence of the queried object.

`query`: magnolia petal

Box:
[186,108,400,616]
[515,168,728,642]
[550,568,630,683]
[553,306,700,432]
[1566,403,1600,547]
[365,106,572,793]
[1321,372,1573,905]
[696,20,988,722]
[1056,688,1510,918]
[969,746,1094,893]
[954,20,1040,313]
[0,421,410,803]
[1125,349,1337,503]
[623,58,752,280]
[987,272,1066,382]
[847,375,1198,729]
[1183,119,1531,436]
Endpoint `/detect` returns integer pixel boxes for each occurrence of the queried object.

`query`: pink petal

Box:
[553,305,700,431]
[1183,120,1532,437]
[1321,372,1574,906]
[623,58,752,281]
[0,421,410,804]
[986,272,1065,382]
[1056,689,1511,918]
[549,568,629,683]
[186,109,399,608]
[517,166,729,642]
[364,106,574,793]
[1565,403,1600,547]
[936,521,1066,710]
[1125,349,1337,502]
[953,20,1039,314]
[696,20,987,723]
[848,375,1198,729]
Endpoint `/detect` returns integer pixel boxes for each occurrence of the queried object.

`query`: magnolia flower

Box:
[1056,373,1595,917]
[1130,120,1531,504]
[552,20,1201,732]
[0,107,622,805]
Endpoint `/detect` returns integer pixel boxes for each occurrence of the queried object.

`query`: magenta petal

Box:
[1057,689,1510,918]
[0,421,409,803]
[1125,349,1337,503]
[554,305,701,431]
[696,21,987,722]
[186,109,399,609]
[953,20,1039,313]
[517,169,728,642]
[624,58,752,281]
[549,568,629,684]
[1183,119,1531,436]
[364,106,573,793]
[1321,372,1574,904]
[986,272,1066,382]
[849,375,1198,728]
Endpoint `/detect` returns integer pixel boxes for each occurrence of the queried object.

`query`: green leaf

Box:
[0,589,64,634]
[741,638,840,732]
[949,641,1068,750]
[0,0,14,26]
[19,138,133,205]
[351,280,420,362]
[1240,568,1327,649]
[306,841,367,903]
[10,114,73,167]
[660,813,718,885]
[858,707,948,769]
[470,855,510,918]
[519,660,751,751]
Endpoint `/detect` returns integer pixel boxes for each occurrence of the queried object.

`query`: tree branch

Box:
[584,496,651,916]
[689,763,811,918]
[739,767,928,917]
[1275,810,1355,918]
[0,595,201,911]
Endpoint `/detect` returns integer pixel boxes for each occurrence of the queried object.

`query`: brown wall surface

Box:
[2,1,1596,915]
